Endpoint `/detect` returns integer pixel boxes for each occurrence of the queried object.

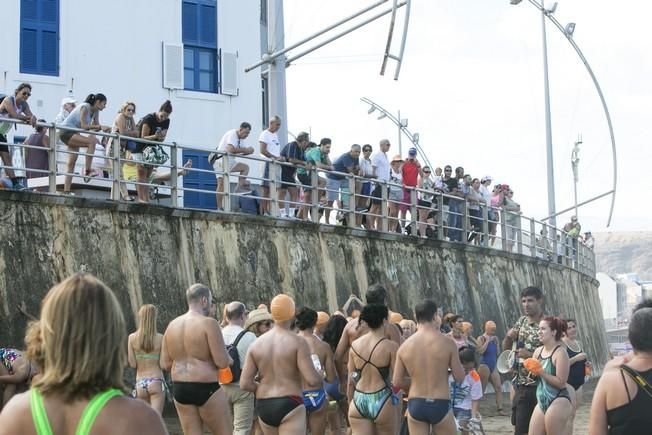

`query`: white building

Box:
[1,0,267,208]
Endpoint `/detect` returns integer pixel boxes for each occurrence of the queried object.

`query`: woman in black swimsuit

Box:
[590,300,652,435]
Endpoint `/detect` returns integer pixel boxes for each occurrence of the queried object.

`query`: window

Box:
[182,0,217,93]
[20,0,59,76]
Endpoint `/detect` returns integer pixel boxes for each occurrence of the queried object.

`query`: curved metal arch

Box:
[361,97,434,171]
[526,0,617,227]
[380,0,412,80]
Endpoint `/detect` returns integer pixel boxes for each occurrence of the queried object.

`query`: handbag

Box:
[142,144,169,165]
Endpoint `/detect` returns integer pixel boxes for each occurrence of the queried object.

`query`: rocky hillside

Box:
[593,231,652,280]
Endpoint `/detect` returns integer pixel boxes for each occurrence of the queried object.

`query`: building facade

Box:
[1,0,265,208]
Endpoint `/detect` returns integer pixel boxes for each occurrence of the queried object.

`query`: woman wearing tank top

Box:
[0,274,167,434]
[590,302,652,435]
[110,101,140,201]
[0,83,37,187]
[527,316,575,435]
[59,93,112,194]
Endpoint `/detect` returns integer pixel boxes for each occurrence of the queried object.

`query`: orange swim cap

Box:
[389,312,404,324]
[270,294,295,322]
[316,311,330,326]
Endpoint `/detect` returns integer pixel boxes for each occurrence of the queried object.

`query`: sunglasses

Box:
[363,149,372,152]
[423,171,431,174]
[261,320,273,327]
[22,92,31,97]
[126,108,135,113]
[445,169,452,172]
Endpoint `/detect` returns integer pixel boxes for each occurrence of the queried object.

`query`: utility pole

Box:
[541,0,557,228]
[267,0,288,146]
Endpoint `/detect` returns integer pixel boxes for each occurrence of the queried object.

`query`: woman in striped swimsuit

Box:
[128,304,166,415]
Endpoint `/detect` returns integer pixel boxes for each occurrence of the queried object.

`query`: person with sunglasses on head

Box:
[0,83,37,190]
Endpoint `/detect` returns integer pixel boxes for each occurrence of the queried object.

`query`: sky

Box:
[281,0,652,233]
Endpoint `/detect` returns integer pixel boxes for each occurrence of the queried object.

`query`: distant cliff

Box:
[593,231,652,280]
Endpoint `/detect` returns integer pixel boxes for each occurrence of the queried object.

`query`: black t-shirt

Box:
[442,177,459,205]
[140,113,170,138]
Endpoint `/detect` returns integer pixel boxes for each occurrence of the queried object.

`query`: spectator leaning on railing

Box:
[302,138,333,220]
[400,147,421,227]
[0,83,38,190]
[368,139,391,231]
[259,115,283,216]
[59,93,111,195]
[54,97,77,172]
[279,131,310,219]
[24,120,49,185]
[325,144,361,224]
[111,101,140,201]
[214,122,254,211]
[136,100,172,203]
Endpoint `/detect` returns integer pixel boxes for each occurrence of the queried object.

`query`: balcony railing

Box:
[0,118,595,277]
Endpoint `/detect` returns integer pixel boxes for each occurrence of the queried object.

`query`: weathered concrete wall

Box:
[0,191,609,372]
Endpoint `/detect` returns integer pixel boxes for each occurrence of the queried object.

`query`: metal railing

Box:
[0,118,596,277]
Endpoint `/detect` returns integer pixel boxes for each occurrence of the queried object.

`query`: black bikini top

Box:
[351,338,391,384]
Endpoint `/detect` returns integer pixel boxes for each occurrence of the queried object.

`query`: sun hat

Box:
[391,154,404,163]
[244,307,273,330]
[481,175,492,183]
[61,97,77,106]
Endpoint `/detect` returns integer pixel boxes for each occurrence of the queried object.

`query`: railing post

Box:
[269,159,278,217]
[500,209,508,251]
[170,142,178,208]
[530,218,536,257]
[481,205,489,247]
[462,200,469,244]
[222,153,232,212]
[551,225,558,263]
[436,193,444,241]
[48,125,57,193]
[516,216,523,255]
[347,175,356,228]
[410,188,418,236]
[381,182,389,233]
[310,168,319,223]
[110,134,121,201]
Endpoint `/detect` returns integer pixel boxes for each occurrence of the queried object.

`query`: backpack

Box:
[225,330,249,384]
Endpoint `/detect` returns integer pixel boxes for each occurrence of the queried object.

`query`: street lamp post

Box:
[571,135,582,219]
[540,0,557,228]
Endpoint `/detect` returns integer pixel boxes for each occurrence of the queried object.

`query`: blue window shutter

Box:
[20,29,38,71]
[182,2,198,44]
[199,5,216,47]
[20,0,59,76]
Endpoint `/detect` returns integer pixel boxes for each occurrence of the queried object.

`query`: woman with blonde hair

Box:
[0,273,167,434]
[128,304,166,415]
[110,101,140,201]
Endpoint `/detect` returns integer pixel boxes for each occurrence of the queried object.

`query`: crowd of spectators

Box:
[0,84,594,254]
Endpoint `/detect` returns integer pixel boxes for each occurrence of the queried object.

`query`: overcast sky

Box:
[282,0,651,233]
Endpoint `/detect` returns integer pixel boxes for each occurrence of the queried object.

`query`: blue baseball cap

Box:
[408,147,417,156]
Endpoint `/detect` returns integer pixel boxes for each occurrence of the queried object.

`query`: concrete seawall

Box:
[0,191,609,372]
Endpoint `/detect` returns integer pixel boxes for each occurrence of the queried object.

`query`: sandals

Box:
[83,169,99,183]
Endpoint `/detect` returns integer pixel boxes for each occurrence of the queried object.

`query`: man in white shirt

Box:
[368,139,391,230]
[258,116,283,216]
[222,301,258,435]
[215,122,254,211]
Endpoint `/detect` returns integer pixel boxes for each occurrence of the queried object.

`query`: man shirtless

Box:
[393,299,465,435]
[240,294,323,435]
[161,284,232,435]
[296,307,338,435]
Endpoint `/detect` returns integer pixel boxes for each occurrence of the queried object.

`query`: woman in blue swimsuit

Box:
[476,320,505,414]
[527,316,575,435]
[347,304,399,435]
[128,304,166,415]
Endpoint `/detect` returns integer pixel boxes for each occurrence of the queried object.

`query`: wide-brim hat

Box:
[391,154,404,163]
[244,308,273,330]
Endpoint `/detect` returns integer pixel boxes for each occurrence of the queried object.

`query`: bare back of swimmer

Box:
[393,300,465,435]
[161,284,231,435]
[240,294,322,435]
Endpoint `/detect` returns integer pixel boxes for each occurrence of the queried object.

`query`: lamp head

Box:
[377,112,387,120]
[565,22,576,36]
[367,106,376,115]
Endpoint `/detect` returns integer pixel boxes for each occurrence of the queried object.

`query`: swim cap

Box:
[389,312,403,324]
[316,311,330,326]
[270,294,295,322]
[462,322,472,333]
[484,320,497,330]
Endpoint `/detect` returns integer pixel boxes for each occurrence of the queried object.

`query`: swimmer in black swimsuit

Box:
[241,294,323,434]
